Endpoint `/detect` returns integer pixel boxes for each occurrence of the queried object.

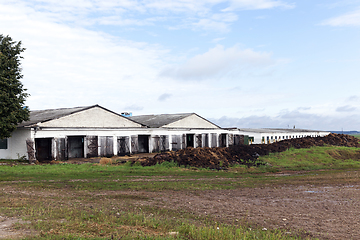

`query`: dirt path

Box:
[0,216,31,239]
[1,171,359,239]
[134,184,360,239]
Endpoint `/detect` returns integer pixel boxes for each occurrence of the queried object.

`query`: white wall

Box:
[0,128,31,159]
[33,127,230,151]
[1,126,331,160]
[238,129,331,144]
[1,127,236,159]
[164,114,219,129]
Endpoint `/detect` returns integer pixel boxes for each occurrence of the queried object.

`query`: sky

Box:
[1,0,360,131]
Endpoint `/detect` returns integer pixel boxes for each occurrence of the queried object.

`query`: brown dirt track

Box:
[125,171,360,240]
[2,177,360,240]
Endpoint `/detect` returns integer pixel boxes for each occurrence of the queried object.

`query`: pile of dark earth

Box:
[135,133,360,170]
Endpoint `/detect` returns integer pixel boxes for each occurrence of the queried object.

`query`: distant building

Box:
[238,128,330,144]
[0,105,331,162]
[0,105,241,162]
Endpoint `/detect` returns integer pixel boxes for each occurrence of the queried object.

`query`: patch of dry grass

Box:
[99,158,113,165]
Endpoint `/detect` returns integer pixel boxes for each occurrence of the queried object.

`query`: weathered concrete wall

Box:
[1,128,224,160]
[2,125,331,160]
[0,128,31,159]
[238,129,331,144]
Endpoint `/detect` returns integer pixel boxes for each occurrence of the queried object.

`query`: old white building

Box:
[238,128,330,144]
[0,105,242,161]
[0,105,331,161]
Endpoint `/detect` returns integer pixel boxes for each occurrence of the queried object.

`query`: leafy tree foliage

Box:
[0,34,29,139]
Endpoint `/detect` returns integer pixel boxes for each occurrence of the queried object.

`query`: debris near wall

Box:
[138,146,263,169]
[267,133,360,152]
[135,133,360,169]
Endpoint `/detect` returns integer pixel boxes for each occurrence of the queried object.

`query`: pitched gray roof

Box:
[18,105,144,128]
[129,113,194,128]
[17,105,95,127]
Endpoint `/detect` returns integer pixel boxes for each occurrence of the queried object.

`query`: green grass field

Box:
[351,134,360,139]
[1,146,360,239]
[260,146,360,171]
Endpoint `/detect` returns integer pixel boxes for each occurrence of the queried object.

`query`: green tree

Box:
[0,34,29,139]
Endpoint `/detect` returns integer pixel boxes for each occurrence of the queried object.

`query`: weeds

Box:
[3,192,301,240]
[1,146,359,239]
[260,146,360,171]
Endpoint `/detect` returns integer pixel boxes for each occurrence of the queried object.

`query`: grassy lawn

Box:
[351,134,360,139]
[1,146,360,239]
[259,146,360,171]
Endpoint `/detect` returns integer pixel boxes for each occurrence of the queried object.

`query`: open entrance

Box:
[186,134,194,148]
[234,135,244,145]
[86,136,98,158]
[203,134,209,147]
[118,136,130,156]
[68,136,84,158]
[219,134,227,147]
[100,136,113,157]
[160,135,169,152]
[151,136,160,153]
[138,135,150,153]
[171,135,181,151]
[35,138,52,161]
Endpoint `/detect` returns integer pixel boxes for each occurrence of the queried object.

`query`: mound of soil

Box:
[136,134,360,169]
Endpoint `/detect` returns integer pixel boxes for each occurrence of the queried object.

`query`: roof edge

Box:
[19,104,147,128]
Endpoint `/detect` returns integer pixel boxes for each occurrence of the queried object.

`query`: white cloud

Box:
[224,0,295,11]
[93,16,155,26]
[5,0,293,32]
[191,12,238,32]
[321,8,360,26]
[0,3,168,112]
[348,95,360,101]
[192,18,231,32]
[336,105,357,112]
[158,93,172,102]
[0,0,298,120]
[212,37,226,43]
[160,45,275,80]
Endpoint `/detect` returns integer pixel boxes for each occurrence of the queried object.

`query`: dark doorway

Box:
[203,134,209,147]
[86,136,98,158]
[100,136,113,157]
[160,135,169,152]
[152,136,160,153]
[186,134,194,148]
[118,136,130,156]
[131,135,138,154]
[56,138,66,160]
[35,138,52,161]
[138,135,149,153]
[171,135,181,151]
[196,134,202,148]
[219,134,227,147]
[211,133,217,147]
[68,136,84,158]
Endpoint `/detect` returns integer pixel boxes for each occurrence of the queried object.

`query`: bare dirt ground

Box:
[130,183,360,239]
[0,216,31,239]
[2,183,360,239]
[1,170,360,239]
